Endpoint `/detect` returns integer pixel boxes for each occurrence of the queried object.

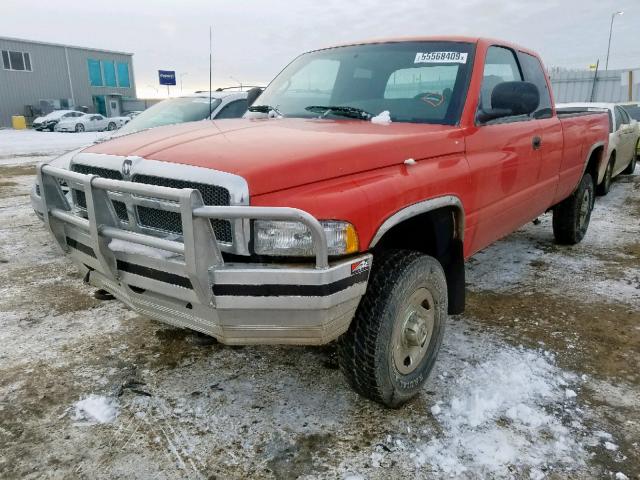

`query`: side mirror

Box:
[477,81,540,123]
[246,87,263,107]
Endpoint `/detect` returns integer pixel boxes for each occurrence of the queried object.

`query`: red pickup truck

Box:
[34,36,609,407]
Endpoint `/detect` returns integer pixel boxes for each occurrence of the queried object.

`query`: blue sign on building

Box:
[158,70,176,86]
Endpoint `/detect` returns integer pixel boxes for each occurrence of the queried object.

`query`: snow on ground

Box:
[0,132,638,479]
[0,128,105,160]
[73,395,119,424]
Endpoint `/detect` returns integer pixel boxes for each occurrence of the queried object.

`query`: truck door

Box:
[465,46,548,253]
[516,50,562,210]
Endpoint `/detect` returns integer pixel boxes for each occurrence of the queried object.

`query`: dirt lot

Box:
[0,131,638,479]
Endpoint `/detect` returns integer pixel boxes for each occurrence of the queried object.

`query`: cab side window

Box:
[518,52,552,119]
[479,46,523,112]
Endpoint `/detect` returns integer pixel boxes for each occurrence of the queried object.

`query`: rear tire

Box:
[596,156,614,196]
[75,123,84,132]
[338,250,447,408]
[552,173,594,245]
[621,143,637,174]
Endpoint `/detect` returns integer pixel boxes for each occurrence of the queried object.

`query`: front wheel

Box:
[75,123,84,132]
[338,250,447,408]
[552,173,594,245]
[107,122,117,131]
[596,156,614,196]
[621,143,637,175]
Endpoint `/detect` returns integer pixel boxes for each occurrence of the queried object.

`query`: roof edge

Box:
[0,35,133,56]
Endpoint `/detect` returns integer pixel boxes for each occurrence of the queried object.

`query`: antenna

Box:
[209,26,212,119]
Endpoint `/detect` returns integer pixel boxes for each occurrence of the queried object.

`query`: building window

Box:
[88,59,103,86]
[2,50,32,71]
[103,61,117,87]
[117,62,130,88]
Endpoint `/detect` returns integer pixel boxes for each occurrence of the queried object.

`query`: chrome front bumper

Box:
[36,164,371,345]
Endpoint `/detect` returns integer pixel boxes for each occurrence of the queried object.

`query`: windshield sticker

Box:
[414,52,468,64]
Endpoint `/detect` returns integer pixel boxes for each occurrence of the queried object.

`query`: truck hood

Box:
[83,118,463,196]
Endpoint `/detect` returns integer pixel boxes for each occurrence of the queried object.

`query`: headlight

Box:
[254,220,359,257]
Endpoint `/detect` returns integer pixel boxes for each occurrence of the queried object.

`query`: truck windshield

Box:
[118,97,222,134]
[251,41,475,125]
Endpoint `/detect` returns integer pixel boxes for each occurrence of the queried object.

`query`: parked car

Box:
[54,113,117,133]
[557,102,639,194]
[32,110,85,131]
[621,102,640,157]
[32,37,609,407]
[107,115,132,129]
[113,91,249,136]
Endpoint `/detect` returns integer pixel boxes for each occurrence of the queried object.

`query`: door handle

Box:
[532,136,542,150]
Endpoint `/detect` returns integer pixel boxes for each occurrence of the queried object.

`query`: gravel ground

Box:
[0,131,638,479]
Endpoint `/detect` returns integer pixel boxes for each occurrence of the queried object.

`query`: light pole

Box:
[605,11,624,70]
[180,73,188,94]
[229,75,243,91]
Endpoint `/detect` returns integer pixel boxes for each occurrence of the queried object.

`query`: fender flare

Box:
[580,141,607,184]
[368,195,465,249]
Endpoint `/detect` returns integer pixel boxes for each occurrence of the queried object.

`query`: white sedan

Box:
[54,114,119,133]
[557,102,639,195]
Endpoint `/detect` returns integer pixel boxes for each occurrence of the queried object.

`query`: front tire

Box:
[338,250,447,408]
[75,123,84,132]
[596,156,614,196]
[552,173,594,245]
[107,122,117,131]
[621,143,637,174]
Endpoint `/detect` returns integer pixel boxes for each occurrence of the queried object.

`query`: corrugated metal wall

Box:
[0,38,72,127]
[0,37,135,127]
[550,68,640,103]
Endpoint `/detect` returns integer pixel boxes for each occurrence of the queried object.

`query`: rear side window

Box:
[614,107,624,130]
[619,107,630,124]
[479,46,523,111]
[215,99,249,119]
[518,52,552,119]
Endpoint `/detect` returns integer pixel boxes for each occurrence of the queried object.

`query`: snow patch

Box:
[108,239,176,259]
[615,472,629,480]
[370,111,392,124]
[414,345,583,477]
[604,441,618,451]
[73,395,118,424]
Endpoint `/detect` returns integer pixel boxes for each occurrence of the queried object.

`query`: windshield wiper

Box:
[305,105,373,120]
[247,105,285,117]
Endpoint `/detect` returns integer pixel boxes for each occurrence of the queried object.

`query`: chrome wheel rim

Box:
[392,287,435,375]
[579,188,591,228]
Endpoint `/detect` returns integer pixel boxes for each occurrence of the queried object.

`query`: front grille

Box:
[71,165,128,221]
[132,174,232,243]
[68,165,233,244]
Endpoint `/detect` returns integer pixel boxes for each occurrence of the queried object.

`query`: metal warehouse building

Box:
[0,36,136,128]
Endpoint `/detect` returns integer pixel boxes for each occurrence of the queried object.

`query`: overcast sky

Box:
[1,0,638,98]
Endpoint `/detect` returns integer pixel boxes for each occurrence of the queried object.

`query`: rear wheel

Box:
[552,173,594,245]
[338,250,447,408]
[75,123,84,132]
[596,156,614,196]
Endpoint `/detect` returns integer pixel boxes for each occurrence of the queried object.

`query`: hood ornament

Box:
[121,158,133,179]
